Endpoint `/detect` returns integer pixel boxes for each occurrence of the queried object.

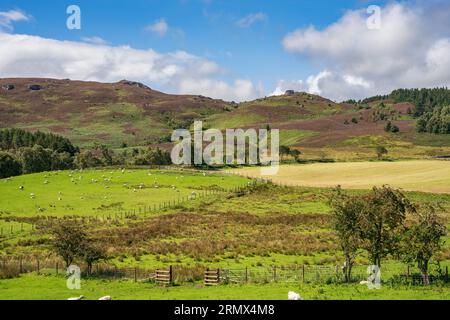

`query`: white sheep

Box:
[67,295,85,301]
[288,291,303,300]
[98,296,112,300]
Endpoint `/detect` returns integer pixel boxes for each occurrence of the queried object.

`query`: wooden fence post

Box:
[245,267,248,283]
[37,259,40,274]
[302,265,305,283]
[134,267,137,282]
[446,266,448,282]
[56,262,59,275]
[169,265,173,284]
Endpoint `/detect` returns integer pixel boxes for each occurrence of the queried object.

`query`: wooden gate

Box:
[155,266,172,286]
[204,269,220,286]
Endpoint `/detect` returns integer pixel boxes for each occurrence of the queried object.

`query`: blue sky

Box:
[0,0,449,101]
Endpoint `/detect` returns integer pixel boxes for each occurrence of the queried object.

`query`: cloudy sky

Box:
[0,0,449,102]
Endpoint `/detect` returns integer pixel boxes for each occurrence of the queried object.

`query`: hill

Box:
[1,78,450,160]
[0,78,231,148]
[204,92,382,147]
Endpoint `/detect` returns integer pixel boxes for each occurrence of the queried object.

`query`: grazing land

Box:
[1,273,449,300]
[231,160,450,194]
[0,169,249,217]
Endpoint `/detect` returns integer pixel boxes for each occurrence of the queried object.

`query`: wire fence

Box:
[0,179,264,237]
[220,264,450,285]
[1,256,449,286]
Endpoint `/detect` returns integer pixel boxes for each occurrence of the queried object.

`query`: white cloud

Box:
[178,78,262,102]
[145,18,169,37]
[236,12,267,28]
[280,2,450,101]
[81,36,108,45]
[0,10,30,31]
[0,32,259,102]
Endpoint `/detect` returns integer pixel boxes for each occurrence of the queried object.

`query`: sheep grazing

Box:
[19,186,24,190]
[288,291,303,300]
[30,193,35,199]
[359,280,370,285]
[67,295,85,301]
[98,296,112,300]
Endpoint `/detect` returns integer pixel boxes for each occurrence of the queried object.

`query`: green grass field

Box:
[232,160,450,194]
[0,169,249,217]
[1,273,449,300]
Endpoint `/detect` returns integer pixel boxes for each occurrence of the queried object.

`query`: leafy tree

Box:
[279,145,291,161]
[358,186,415,268]
[74,150,103,169]
[417,105,450,134]
[50,151,74,170]
[375,146,388,160]
[289,149,301,161]
[0,152,22,178]
[19,145,53,174]
[51,223,86,268]
[385,121,400,133]
[133,148,171,165]
[330,188,363,282]
[289,149,302,162]
[401,206,447,285]
[81,242,107,275]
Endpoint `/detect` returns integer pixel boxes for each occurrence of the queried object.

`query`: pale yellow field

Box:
[231,160,450,193]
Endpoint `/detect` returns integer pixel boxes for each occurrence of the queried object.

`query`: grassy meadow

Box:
[0,169,250,217]
[1,273,449,300]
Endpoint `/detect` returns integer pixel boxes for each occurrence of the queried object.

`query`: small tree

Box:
[289,149,302,162]
[358,186,414,268]
[280,145,291,161]
[401,206,447,285]
[81,242,107,275]
[0,152,22,178]
[375,146,388,160]
[51,222,86,268]
[330,188,363,282]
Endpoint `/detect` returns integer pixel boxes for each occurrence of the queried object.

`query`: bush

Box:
[0,152,22,178]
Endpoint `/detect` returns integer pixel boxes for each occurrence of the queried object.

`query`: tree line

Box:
[416,105,450,134]
[0,128,172,179]
[356,88,450,117]
[331,186,447,285]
